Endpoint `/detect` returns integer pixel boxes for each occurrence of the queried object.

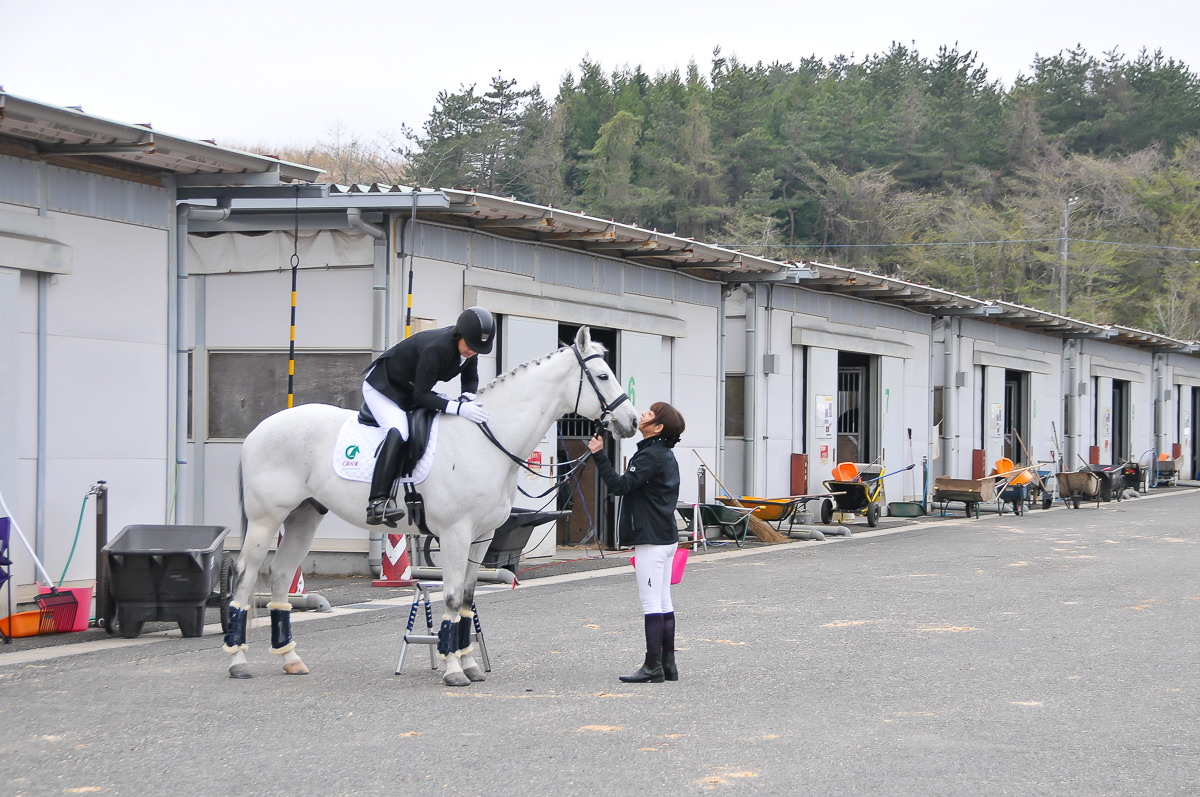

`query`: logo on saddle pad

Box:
[345,445,360,460]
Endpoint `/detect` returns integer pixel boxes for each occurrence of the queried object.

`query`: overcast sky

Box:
[3,0,1198,152]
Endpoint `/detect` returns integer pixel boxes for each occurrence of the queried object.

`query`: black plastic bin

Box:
[102,525,230,638]
[481,509,572,573]
[1086,464,1121,502]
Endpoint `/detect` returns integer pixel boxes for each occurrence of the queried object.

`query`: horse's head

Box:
[572,327,639,438]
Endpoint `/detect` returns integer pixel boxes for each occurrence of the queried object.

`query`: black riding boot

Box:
[620,613,665,683]
[661,611,678,681]
[365,428,406,527]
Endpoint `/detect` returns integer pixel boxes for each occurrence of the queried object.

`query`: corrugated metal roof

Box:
[191,182,1197,352]
[0,91,322,184]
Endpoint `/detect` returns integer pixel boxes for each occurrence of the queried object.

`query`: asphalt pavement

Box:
[2,489,1197,796]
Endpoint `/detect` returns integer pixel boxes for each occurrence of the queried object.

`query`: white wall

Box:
[3,208,170,596]
[670,300,719,504]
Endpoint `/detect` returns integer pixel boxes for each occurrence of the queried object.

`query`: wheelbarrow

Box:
[1086,463,1123,502]
[992,458,1049,515]
[821,462,915,528]
[727,494,841,540]
[932,476,999,518]
[822,462,884,527]
[1056,469,1101,509]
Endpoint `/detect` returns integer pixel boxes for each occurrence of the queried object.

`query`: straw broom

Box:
[693,450,790,544]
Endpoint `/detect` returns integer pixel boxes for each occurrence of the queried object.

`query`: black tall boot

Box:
[365,428,406,527]
[620,613,665,683]
[661,611,678,681]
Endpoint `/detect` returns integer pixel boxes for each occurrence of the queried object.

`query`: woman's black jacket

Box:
[592,436,680,547]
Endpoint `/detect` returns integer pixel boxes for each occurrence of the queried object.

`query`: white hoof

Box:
[443,671,471,687]
[229,664,253,679]
[462,664,487,682]
[283,659,309,675]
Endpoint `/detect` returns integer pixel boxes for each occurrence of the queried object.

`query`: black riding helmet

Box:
[456,306,495,355]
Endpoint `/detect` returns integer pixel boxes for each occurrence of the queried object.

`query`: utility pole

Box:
[1059,196,1079,315]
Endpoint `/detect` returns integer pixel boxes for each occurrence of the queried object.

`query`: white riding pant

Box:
[632,543,676,615]
[362,379,409,440]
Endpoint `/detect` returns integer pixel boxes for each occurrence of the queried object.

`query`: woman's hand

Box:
[587,433,605,454]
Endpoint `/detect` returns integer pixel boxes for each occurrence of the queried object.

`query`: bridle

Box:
[571,343,629,434]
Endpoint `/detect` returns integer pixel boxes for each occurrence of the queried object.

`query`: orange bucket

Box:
[0,610,44,638]
[996,457,1033,485]
[832,462,859,481]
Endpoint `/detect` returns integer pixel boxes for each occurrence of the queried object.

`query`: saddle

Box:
[357,403,435,478]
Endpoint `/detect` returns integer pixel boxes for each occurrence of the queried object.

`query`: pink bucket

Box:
[38,585,93,632]
[629,548,689,585]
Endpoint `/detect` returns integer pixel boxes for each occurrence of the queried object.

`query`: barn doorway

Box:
[556,324,618,548]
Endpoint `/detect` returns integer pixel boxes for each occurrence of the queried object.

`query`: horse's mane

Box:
[476,339,607,396]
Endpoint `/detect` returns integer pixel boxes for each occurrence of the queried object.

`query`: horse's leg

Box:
[225,509,281,679]
[457,543,488,682]
[435,524,473,687]
[266,501,323,675]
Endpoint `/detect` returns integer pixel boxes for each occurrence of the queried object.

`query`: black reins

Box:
[476,343,630,495]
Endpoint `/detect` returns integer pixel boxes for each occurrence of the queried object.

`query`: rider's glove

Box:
[450,399,489,424]
[459,392,477,402]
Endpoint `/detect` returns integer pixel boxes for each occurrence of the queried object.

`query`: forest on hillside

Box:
[274,45,1200,338]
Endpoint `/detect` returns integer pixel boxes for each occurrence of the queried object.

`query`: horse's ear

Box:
[575,326,592,349]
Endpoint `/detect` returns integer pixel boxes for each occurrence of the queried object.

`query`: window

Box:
[725,374,745,438]
[207,351,372,439]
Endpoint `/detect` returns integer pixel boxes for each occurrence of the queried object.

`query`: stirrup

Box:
[366,498,405,527]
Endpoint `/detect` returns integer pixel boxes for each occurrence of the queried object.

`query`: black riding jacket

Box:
[592,436,680,547]
[364,326,479,413]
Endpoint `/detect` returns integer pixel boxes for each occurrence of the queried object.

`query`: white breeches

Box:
[633,543,675,615]
[362,379,409,440]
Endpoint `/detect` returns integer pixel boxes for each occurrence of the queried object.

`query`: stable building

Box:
[2,92,1198,599]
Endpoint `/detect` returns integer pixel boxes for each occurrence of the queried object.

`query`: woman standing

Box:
[588,401,686,683]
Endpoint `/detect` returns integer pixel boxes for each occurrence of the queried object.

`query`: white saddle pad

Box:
[332,415,439,485]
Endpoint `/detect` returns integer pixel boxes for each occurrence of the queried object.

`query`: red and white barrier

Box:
[373,533,416,587]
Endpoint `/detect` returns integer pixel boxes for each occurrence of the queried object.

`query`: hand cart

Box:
[932,476,999,518]
[822,468,885,528]
[727,494,841,540]
[1056,469,1101,509]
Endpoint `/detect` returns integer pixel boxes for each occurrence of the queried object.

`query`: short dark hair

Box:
[649,401,685,446]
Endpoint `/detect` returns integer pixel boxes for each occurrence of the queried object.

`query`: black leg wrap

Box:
[223,604,247,651]
[270,609,293,651]
[437,618,458,657]
[457,614,473,651]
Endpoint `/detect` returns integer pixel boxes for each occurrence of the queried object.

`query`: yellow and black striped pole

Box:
[404,196,416,339]
[287,193,300,408]
[287,250,298,407]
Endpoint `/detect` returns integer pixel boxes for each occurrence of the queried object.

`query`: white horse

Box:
[224,326,639,685]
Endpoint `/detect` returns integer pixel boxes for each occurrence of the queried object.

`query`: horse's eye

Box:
[598,373,608,380]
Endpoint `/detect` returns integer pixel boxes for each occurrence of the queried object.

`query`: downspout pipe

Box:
[348,207,388,577]
[941,317,955,478]
[174,203,229,524]
[1153,352,1166,458]
[743,283,757,496]
[1065,339,1079,466]
[348,208,387,359]
[717,286,729,477]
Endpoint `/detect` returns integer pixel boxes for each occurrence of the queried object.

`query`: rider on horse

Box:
[361,306,496,526]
